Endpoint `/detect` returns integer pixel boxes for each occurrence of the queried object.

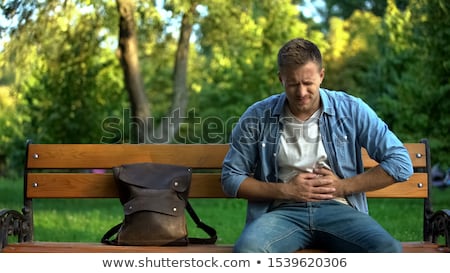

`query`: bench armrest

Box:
[0,209,32,250]
[430,209,450,248]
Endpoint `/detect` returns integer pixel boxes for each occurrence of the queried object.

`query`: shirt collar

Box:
[273,92,287,117]
[319,88,335,116]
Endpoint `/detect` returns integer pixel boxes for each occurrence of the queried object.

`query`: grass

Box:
[1,177,449,245]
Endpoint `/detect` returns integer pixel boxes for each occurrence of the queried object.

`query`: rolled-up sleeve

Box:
[221,146,250,197]
[221,106,261,197]
[357,98,413,182]
[379,144,413,182]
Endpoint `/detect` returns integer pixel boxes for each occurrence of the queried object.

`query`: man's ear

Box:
[278,71,283,84]
[319,68,325,83]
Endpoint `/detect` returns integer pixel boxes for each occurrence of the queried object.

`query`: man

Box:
[221,38,413,253]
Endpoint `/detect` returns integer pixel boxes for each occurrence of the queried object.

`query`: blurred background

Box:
[0,0,449,178]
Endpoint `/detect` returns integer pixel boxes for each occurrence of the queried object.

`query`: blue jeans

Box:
[234,200,402,253]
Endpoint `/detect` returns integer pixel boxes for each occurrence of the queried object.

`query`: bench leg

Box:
[430,209,450,248]
[0,209,32,250]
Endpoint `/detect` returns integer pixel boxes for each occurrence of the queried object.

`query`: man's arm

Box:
[314,165,396,198]
[236,165,396,202]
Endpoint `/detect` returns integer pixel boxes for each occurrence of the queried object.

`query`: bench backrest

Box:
[25,141,430,200]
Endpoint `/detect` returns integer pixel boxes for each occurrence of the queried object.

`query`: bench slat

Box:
[26,173,227,198]
[365,173,428,198]
[27,172,428,199]
[27,144,427,169]
[27,144,229,169]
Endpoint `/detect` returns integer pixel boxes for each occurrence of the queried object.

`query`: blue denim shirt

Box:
[221,88,413,224]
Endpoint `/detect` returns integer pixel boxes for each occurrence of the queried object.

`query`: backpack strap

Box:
[185,200,217,244]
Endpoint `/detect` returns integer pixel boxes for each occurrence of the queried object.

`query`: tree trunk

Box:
[116,1,197,143]
[154,2,198,143]
[116,0,150,143]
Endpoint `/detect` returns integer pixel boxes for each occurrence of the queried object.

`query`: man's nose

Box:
[296,85,308,96]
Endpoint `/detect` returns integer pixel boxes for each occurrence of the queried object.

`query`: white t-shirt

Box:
[277,104,348,205]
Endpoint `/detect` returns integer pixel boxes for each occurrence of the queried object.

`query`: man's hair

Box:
[277,38,322,71]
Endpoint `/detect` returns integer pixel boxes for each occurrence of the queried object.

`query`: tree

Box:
[2,0,448,174]
[116,0,150,143]
[314,0,409,24]
[360,0,450,167]
[191,0,326,142]
[395,0,450,167]
[116,0,199,143]
[156,0,199,143]
[0,0,127,174]
[322,10,383,97]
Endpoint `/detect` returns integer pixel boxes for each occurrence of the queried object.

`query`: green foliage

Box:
[1,1,127,173]
[321,0,390,19]
[0,0,449,173]
[408,0,450,167]
[0,86,24,176]
[323,10,383,95]
[363,0,450,168]
[191,0,327,142]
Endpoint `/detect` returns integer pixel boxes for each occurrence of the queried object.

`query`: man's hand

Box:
[284,169,337,202]
[313,167,346,198]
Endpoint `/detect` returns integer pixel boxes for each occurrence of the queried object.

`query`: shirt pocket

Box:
[330,127,354,173]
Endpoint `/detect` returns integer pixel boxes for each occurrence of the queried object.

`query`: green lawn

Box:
[1,177,449,245]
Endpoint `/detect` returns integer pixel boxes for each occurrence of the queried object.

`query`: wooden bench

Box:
[1,139,449,253]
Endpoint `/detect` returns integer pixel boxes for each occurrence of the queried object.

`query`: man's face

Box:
[278,61,324,120]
